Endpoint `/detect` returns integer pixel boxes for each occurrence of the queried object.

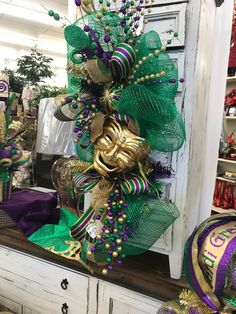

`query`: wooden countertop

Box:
[0,227,186,302]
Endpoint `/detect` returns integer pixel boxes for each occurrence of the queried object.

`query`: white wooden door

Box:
[97,281,162,314]
[141,4,186,260]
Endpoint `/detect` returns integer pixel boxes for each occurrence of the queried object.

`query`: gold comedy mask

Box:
[90,113,149,177]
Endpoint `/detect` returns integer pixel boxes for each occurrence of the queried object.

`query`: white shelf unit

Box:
[218,158,236,164]
[212,76,236,215]
[212,205,235,214]
[225,116,236,119]
[227,76,236,83]
[216,176,236,183]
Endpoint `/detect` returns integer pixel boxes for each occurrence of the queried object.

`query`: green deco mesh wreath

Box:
[47,2,186,275]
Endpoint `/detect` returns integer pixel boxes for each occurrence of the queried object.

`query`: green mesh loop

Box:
[90,191,180,262]
[64,24,92,50]
[117,84,185,151]
[122,193,180,255]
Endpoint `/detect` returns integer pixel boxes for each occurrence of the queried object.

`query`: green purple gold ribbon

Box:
[54,103,82,121]
[111,43,136,82]
[72,173,101,193]
[120,175,149,194]
[70,206,95,241]
[185,213,236,312]
[71,172,149,242]
[73,172,149,195]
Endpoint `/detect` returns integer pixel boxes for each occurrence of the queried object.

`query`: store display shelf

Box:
[212,205,235,214]
[216,176,236,184]
[227,76,236,83]
[218,158,236,164]
[225,116,236,119]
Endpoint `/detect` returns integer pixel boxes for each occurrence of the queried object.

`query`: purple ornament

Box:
[107,199,112,204]
[123,203,128,207]
[118,211,123,217]
[0,150,11,159]
[75,0,81,5]
[125,226,129,231]
[102,226,107,231]
[77,133,83,139]
[119,231,124,236]
[108,211,113,217]
[98,239,103,245]
[122,236,127,242]
[111,242,117,247]
[91,246,96,252]
[108,264,113,271]
[84,25,90,32]
[104,34,111,43]
[81,97,87,104]
[117,259,123,265]
[72,103,78,109]
[96,215,101,220]
[74,127,79,133]
[78,126,83,131]
[179,78,185,83]
[120,19,126,27]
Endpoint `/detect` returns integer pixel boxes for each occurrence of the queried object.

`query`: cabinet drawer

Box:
[98,281,162,314]
[0,246,88,314]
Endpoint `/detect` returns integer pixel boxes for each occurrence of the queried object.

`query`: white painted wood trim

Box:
[87,277,99,314]
[198,0,234,223]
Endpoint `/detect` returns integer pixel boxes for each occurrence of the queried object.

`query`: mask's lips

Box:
[98,153,116,171]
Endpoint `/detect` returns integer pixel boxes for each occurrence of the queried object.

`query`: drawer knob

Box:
[61,278,69,290]
[61,302,69,314]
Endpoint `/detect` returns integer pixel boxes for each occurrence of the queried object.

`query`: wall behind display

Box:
[0,45,67,88]
[0,0,68,87]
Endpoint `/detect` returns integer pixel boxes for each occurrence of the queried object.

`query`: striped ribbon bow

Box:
[71,172,149,242]
[72,173,149,195]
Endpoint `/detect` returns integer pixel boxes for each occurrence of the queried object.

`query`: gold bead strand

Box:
[128,48,161,82]
[134,70,166,84]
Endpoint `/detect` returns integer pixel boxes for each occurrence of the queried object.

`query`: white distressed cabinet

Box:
[97,281,162,314]
[0,246,89,314]
[0,245,163,314]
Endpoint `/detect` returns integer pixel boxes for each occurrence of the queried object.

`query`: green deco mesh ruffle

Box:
[83,192,179,263]
[117,31,185,152]
[123,193,179,254]
[66,12,122,93]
